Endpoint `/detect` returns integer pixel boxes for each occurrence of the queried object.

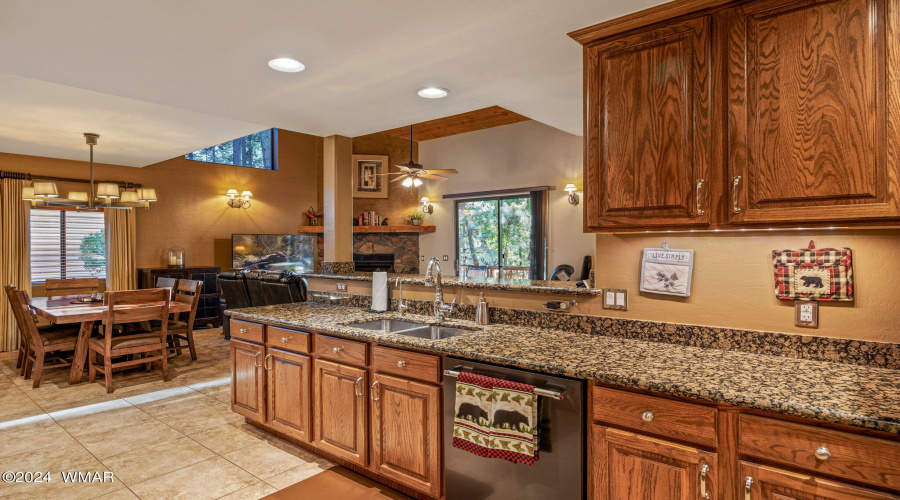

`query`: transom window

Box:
[30,209,106,282]
[185,128,277,170]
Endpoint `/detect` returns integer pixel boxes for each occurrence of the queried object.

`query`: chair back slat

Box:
[4,286,43,351]
[102,288,171,328]
[45,278,100,297]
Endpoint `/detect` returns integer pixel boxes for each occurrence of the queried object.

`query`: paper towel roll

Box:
[371,272,388,312]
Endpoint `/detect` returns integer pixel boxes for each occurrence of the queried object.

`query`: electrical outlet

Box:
[795,301,818,328]
[602,288,627,310]
[336,283,347,292]
[442,255,449,261]
[421,255,425,261]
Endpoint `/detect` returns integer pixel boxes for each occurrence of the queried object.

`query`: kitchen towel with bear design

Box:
[452,371,539,465]
[772,240,853,301]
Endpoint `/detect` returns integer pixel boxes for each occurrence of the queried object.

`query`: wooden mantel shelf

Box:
[297,225,435,234]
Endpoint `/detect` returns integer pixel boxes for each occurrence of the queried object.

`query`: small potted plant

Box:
[305,206,323,226]
[408,211,425,226]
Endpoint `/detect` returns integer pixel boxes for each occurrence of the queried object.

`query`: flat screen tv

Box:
[232,234,315,273]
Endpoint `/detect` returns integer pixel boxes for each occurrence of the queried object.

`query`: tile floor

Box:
[0,329,335,500]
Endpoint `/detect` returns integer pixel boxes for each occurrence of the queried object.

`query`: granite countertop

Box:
[301,272,601,296]
[226,302,900,434]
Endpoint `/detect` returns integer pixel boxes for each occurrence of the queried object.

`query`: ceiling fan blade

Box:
[419,173,449,181]
[423,169,458,175]
[390,176,408,183]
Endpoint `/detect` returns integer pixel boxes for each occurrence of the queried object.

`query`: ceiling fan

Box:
[385,125,458,187]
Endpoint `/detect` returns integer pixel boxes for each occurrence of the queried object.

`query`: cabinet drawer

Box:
[266,326,310,354]
[740,415,900,491]
[231,319,264,344]
[373,346,440,384]
[592,386,717,447]
[315,334,367,366]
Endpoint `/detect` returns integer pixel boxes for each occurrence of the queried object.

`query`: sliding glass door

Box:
[456,194,541,279]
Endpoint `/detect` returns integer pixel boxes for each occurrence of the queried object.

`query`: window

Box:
[456,191,546,280]
[30,210,106,282]
[185,128,277,170]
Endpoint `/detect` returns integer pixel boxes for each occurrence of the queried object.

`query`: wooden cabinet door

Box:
[370,373,441,498]
[313,359,368,466]
[727,0,900,223]
[585,15,712,230]
[266,348,311,443]
[591,425,716,500]
[230,339,266,423]
[741,462,900,500]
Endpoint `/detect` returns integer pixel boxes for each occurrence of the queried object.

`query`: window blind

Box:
[30,209,106,282]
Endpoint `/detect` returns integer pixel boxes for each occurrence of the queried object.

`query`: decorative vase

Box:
[411,220,421,226]
[309,218,319,226]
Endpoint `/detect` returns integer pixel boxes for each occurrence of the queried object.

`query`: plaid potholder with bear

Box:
[772,241,853,301]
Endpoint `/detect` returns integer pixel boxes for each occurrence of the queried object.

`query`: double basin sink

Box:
[347,318,474,340]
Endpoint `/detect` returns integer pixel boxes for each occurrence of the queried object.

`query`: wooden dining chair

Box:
[164,279,202,360]
[4,286,80,388]
[88,288,172,393]
[44,277,100,297]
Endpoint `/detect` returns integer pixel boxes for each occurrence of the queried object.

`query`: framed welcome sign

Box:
[640,243,694,297]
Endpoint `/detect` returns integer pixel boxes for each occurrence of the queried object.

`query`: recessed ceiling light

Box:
[417,87,450,98]
[268,58,305,73]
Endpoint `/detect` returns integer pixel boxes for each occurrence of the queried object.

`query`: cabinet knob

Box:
[332,346,342,354]
[281,337,291,343]
[641,411,654,422]
[397,360,406,368]
[814,447,831,461]
[239,328,247,334]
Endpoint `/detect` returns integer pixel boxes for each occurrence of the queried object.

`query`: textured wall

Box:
[592,231,900,342]
[1,129,322,269]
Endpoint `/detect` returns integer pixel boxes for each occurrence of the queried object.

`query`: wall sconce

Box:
[564,184,580,205]
[420,197,433,214]
[227,189,252,209]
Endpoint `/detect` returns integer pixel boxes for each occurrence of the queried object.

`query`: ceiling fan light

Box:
[413,178,423,187]
[402,177,414,188]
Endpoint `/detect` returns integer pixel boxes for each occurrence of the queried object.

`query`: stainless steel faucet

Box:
[424,257,456,321]
[394,277,408,316]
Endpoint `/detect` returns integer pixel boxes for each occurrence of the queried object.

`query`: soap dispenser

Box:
[475,292,490,325]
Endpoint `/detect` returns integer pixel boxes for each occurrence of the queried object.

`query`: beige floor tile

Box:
[101,435,216,486]
[0,391,45,422]
[0,448,124,500]
[0,414,79,459]
[24,380,122,414]
[125,387,218,417]
[186,422,266,455]
[92,489,140,499]
[155,403,241,436]
[0,437,98,472]
[263,462,328,491]
[76,419,184,459]
[128,456,257,500]
[222,441,315,480]
[50,400,151,438]
[217,481,278,500]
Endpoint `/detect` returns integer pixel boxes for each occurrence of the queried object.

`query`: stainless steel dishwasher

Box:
[443,357,584,500]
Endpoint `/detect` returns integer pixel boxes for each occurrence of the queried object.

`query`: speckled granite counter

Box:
[226,302,900,434]
[301,272,600,296]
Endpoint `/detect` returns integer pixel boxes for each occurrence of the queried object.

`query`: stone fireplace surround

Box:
[316,233,419,274]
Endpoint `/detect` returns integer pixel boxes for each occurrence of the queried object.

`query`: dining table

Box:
[29,295,192,384]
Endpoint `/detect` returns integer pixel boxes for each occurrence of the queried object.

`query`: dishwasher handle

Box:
[443,367,566,400]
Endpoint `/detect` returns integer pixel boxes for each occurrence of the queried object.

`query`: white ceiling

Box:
[0,0,663,167]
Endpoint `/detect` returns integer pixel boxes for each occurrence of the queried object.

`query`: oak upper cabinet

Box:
[313,359,368,466]
[370,373,442,498]
[265,348,312,443]
[584,15,712,230]
[741,462,900,500]
[591,425,716,500]
[231,339,266,423]
[727,0,900,223]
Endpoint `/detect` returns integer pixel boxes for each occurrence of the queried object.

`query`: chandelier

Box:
[22,133,157,210]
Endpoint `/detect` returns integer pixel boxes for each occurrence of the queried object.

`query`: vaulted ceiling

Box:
[0,0,663,166]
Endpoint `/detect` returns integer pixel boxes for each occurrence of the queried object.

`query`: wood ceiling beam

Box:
[377,106,530,142]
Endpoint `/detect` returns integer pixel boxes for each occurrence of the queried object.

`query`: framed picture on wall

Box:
[352,154,389,198]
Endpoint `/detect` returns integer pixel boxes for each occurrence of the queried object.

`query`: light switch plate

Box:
[602,288,627,310]
[794,301,818,328]
[336,283,347,292]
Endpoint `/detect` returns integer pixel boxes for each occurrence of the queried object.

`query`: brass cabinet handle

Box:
[732,176,742,214]
[371,381,380,402]
[253,351,262,368]
[354,376,363,398]
[239,328,247,334]
[814,446,831,461]
[397,360,406,368]
[699,465,710,499]
[696,179,706,216]
[281,336,291,343]
[744,477,753,500]
[332,346,342,354]
[264,353,272,371]
[641,411,654,422]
